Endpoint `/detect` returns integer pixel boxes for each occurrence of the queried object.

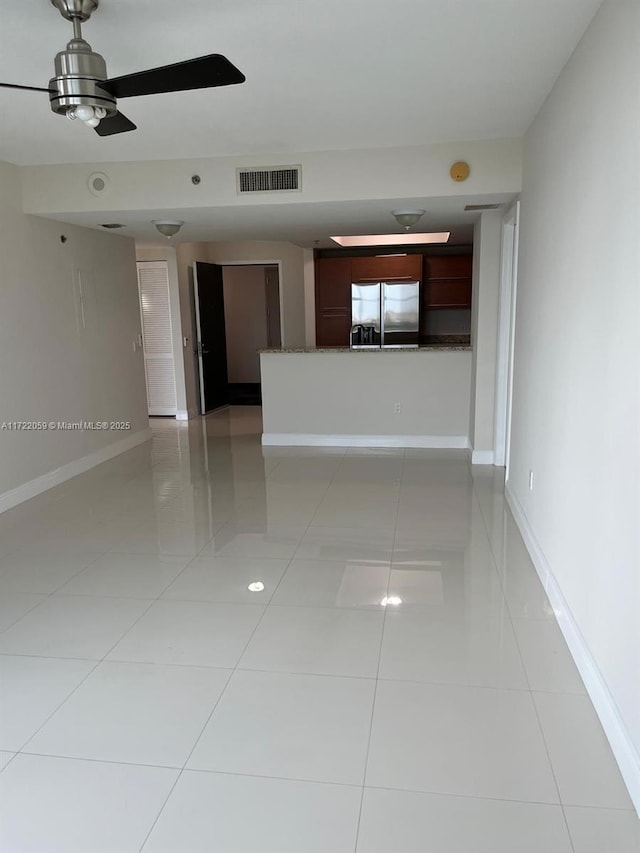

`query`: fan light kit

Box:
[0,0,246,136]
[153,220,184,239]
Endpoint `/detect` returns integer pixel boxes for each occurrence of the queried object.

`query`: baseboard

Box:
[175,410,189,421]
[262,433,469,449]
[471,449,495,465]
[0,427,153,515]
[505,482,640,815]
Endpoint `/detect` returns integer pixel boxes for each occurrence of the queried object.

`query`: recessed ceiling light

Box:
[100,223,125,229]
[331,232,450,248]
[248,582,265,592]
[381,595,402,607]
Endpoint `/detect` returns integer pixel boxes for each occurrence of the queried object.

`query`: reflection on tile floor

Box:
[0,407,637,852]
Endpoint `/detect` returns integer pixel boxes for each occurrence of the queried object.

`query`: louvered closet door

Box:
[137,261,177,416]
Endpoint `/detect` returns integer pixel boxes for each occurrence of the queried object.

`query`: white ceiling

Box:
[0,0,602,166]
[45,194,519,248]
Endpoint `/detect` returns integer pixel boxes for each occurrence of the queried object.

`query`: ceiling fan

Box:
[0,0,245,136]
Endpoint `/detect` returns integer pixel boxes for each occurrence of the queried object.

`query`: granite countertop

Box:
[261,345,472,353]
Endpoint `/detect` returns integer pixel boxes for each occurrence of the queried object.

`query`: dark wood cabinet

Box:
[422,279,472,309]
[314,251,472,347]
[315,257,352,347]
[422,254,472,309]
[423,255,472,280]
[351,254,422,282]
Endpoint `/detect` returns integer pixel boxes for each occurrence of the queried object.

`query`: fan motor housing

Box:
[48,38,116,116]
[50,0,99,24]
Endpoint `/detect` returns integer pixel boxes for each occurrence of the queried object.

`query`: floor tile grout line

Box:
[353,483,396,853]
[7,748,637,815]
[14,591,163,757]
[0,549,109,598]
[136,501,322,853]
[0,646,594,692]
[136,665,238,852]
[473,483,577,852]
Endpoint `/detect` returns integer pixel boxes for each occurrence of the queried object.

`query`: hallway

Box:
[0,409,636,852]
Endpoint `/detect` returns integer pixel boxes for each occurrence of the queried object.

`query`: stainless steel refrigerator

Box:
[351,280,420,348]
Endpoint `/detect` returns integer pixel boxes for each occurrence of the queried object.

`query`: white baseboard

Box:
[176,410,189,421]
[505,482,640,815]
[262,433,469,449]
[471,449,495,465]
[0,427,153,515]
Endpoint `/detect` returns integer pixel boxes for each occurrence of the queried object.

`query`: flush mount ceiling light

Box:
[391,209,426,230]
[152,220,184,238]
[330,232,450,248]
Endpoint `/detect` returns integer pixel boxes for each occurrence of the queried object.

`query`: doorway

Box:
[193,262,282,414]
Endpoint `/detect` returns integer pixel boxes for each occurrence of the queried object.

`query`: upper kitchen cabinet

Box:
[315,257,352,347]
[351,254,422,282]
[422,254,472,309]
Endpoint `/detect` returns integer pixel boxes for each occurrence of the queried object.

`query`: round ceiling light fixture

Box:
[391,209,426,231]
[152,219,184,239]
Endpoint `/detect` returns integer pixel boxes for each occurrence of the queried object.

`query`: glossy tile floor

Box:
[0,408,638,852]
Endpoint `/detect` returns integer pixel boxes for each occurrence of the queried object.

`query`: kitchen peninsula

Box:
[260,345,472,449]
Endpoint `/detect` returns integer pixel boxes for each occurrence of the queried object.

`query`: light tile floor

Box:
[0,407,638,852]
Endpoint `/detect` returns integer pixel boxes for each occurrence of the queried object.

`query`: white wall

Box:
[303,248,316,348]
[135,246,188,417]
[469,211,502,462]
[20,138,523,216]
[0,160,149,508]
[509,0,640,810]
[222,266,268,383]
[261,351,472,446]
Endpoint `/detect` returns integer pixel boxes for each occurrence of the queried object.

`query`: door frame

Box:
[210,259,284,344]
[192,259,284,415]
[493,200,520,476]
[192,262,208,415]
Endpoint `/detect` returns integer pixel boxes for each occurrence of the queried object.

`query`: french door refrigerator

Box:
[351,280,420,348]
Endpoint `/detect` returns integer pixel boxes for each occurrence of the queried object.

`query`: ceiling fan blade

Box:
[102,54,245,99]
[0,82,52,93]
[94,111,137,137]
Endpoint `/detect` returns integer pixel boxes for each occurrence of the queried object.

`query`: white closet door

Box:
[137,261,177,416]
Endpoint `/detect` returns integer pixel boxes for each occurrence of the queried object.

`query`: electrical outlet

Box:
[394,402,402,414]
[528,470,534,491]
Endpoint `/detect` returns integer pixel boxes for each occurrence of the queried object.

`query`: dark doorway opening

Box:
[193,262,281,413]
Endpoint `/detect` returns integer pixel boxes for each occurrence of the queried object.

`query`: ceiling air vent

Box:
[237,166,301,194]
[464,203,502,211]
